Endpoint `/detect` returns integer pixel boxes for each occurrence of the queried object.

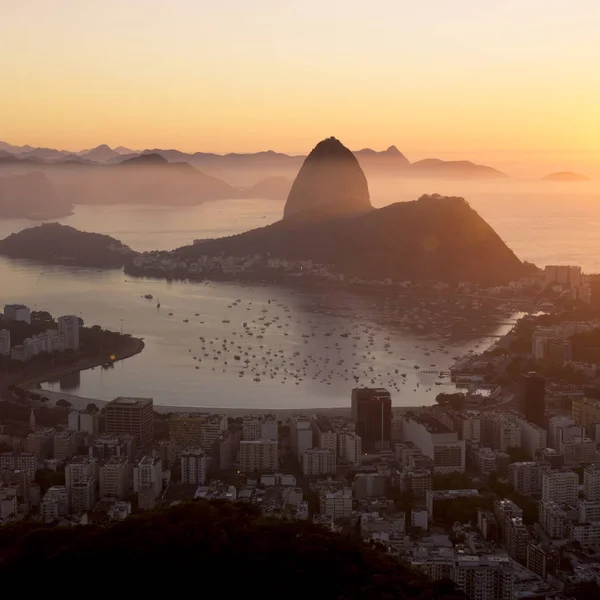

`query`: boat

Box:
[156,298,160,308]
[144,294,153,300]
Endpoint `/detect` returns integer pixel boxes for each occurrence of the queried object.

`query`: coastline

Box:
[14,336,145,392]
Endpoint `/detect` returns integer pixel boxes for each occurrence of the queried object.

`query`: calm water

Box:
[0,177,598,408]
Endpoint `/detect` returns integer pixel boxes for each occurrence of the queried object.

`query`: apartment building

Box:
[302,448,335,476]
[105,397,154,448]
[99,456,129,499]
[239,440,278,473]
[180,447,207,484]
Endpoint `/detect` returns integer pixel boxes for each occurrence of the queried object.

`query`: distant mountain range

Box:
[0,140,508,180]
[542,171,590,182]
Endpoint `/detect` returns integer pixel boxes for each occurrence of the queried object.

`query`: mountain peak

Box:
[385,145,401,155]
[283,137,372,221]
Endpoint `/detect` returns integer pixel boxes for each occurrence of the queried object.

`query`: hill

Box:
[0,172,72,219]
[179,194,527,285]
[355,145,410,172]
[0,501,464,597]
[284,137,373,220]
[542,171,590,182]
[0,223,134,268]
[409,159,507,179]
[241,176,292,200]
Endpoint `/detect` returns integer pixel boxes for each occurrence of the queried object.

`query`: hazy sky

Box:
[1,0,599,161]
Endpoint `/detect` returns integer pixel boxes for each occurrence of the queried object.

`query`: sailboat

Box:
[156,298,161,308]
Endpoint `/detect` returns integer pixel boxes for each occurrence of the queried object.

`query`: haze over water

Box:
[1,177,597,409]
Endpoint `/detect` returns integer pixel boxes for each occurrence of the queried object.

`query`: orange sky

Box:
[1,0,599,165]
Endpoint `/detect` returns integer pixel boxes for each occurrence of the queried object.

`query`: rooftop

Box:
[412,415,454,434]
[110,396,153,407]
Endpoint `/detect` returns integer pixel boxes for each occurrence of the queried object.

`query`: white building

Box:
[548,415,583,450]
[570,521,600,546]
[578,500,600,523]
[337,431,362,466]
[58,315,80,350]
[239,439,278,473]
[290,416,313,462]
[133,455,163,498]
[68,410,99,435]
[0,329,10,356]
[542,468,578,505]
[515,416,547,459]
[242,414,277,441]
[320,488,352,519]
[302,448,336,476]
[562,436,596,465]
[354,473,386,498]
[99,456,129,499]
[411,507,428,530]
[180,447,207,484]
[4,304,31,325]
[401,415,465,473]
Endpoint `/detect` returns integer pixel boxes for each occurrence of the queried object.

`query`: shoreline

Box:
[11,336,145,392]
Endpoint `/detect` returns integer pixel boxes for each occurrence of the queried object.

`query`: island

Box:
[542,171,590,182]
[0,223,134,268]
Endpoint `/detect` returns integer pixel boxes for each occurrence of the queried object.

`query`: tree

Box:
[56,399,72,408]
[506,446,530,463]
[86,403,99,414]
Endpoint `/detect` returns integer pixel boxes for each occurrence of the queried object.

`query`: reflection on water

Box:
[0,256,518,409]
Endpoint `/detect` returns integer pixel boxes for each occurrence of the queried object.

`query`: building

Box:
[527,542,559,579]
[354,472,386,499]
[451,411,482,442]
[133,456,163,498]
[505,516,529,564]
[53,430,78,461]
[24,428,54,459]
[473,446,498,478]
[548,415,583,450]
[508,462,543,495]
[400,468,432,498]
[426,489,479,518]
[411,508,428,530]
[401,415,465,473]
[3,304,31,324]
[542,468,578,505]
[311,415,338,460]
[562,436,596,465]
[290,416,313,462]
[583,466,600,501]
[39,486,69,522]
[337,431,362,466]
[99,456,129,499]
[105,397,153,448]
[520,373,546,427]
[493,499,523,542]
[213,430,240,470]
[91,434,133,460]
[301,448,335,476]
[544,265,582,287]
[351,388,391,451]
[572,395,600,434]
[239,440,278,473]
[0,329,10,356]
[578,499,600,522]
[516,416,548,459]
[539,501,578,539]
[68,410,99,435]
[57,315,80,350]
[180,448,207,485]
[570,521,600,546]
[65,455,96,512]
[453,554,514,600]
[320,488,352,519]
[168,413,228,450]
[0,452,37,482]
[242,414,277,441]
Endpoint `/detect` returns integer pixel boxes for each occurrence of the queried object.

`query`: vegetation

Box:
[0,501,465,598]
[435,392,465,410]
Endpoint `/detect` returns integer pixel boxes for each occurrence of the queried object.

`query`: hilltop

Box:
[284,137,373,220]
[0,501,464,598]
[0,223,134,268]
[179,194,527,285]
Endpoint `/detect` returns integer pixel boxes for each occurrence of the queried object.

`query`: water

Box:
[1,177,598,409]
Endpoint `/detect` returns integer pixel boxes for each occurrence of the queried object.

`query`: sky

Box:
[1,0,600,165]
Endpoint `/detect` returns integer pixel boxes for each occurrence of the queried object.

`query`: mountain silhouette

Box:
[80,144,120,163]
[542,171,590,182]
[283,137,373,221]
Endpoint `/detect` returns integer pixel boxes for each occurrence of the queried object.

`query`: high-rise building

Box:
[542,468,578,505]
[168,413,228,449]
[99,456,129,499]
[337,431,362,466]
[68,410,99,436]
[290,416,313,462]
[133,456,163,498]
[505,516,530,564]
[493,499,523,543]
[65,455,96,512]
[519,373,546,427]
[40,486,69,522]
[354,473,386,498]
[526,543,559,579]
[180,448,206,484]
[351,388,392,451]
[53,430,78,461]
[302,448,335,476]
[105,397,153,448]
[24,428,55,459]
[0,329,10,356]
[584,466,600,501]
[508,462,543,495]
[572,395,600,435]
[57,315,80,350]
[239,440,278,473]
[3,304,31,324]
[0,452,37,483]
[242,414,277,441]
[453,555,514,600]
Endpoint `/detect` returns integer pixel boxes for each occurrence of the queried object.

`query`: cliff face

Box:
[283,137,372,221]
[181,194,527,285]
